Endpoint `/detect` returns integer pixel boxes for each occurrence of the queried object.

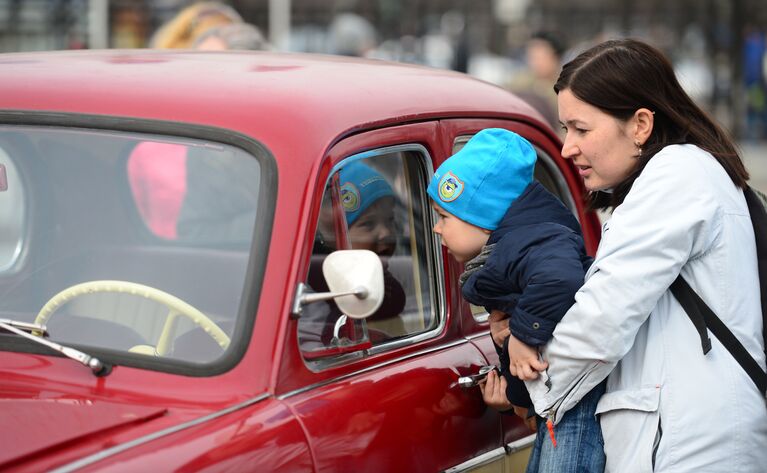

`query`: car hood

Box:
[0,398,166,469]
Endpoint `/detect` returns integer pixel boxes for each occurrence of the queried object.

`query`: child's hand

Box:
[479,371,538,433]
[478,369,513,411]
[507,333,548,380]
[488,310,510,347]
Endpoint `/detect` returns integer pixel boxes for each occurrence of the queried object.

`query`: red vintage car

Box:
[0,50,600,472]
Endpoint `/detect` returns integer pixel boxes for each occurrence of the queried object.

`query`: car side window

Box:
[0,149,24,271]
[298,146,440,367]
[453,134,576,321]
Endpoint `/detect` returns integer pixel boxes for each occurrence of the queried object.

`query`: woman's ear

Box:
[633,108,654,145]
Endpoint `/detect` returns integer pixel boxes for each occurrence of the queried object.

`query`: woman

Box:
[524,39,767,472]
[149,1,242,49]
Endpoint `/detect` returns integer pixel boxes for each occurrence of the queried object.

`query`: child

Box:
[427,128,604,472]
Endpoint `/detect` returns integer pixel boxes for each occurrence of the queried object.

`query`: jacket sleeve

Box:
[462,228,587,346]
[495,336,533,407]
[526,148,723,424]
[507,232,587,346]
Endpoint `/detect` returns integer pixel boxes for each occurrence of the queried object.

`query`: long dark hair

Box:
[555,38,749,210]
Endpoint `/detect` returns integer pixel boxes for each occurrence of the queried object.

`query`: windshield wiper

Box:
[0,318,49,335]
[0,319,110,376]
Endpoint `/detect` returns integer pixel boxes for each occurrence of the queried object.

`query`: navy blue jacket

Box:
[461,181,592,407]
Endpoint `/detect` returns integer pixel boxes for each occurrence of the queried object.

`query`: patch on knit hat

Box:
[340,182,361,212]
[338,161,395,225]
[438,171,464,202]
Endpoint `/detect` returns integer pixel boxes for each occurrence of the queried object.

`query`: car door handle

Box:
[457,365,499,388]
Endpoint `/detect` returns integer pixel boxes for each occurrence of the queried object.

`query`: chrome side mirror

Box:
[292,249,384,318]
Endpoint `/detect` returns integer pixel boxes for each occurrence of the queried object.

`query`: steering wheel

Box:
[35,280,230,356]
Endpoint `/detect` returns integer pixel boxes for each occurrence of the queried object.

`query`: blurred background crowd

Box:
[0,0,766,144]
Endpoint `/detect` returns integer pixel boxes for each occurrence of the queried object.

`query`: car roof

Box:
[0,50,547,155]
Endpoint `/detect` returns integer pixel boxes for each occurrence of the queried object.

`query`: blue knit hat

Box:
[427,129,536,230]
[338,161,395,225]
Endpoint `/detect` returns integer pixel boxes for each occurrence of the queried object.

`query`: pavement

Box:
[741,141,767,194]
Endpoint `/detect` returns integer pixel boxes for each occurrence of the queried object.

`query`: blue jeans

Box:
[526,381,606,473]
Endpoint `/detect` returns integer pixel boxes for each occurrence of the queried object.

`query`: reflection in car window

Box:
[299,148,438,367]
[0,126,263,367]
[0,148,24,270]
[128,142,259,245]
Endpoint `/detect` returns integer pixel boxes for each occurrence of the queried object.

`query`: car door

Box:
[278,122,507,472]
[439,118,601,469]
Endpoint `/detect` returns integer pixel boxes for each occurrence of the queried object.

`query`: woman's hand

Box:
[518,408,538,432]
[488,310,510,347]
[507,333,548,380]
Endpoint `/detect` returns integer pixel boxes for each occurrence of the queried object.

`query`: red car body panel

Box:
[0,50,599,471]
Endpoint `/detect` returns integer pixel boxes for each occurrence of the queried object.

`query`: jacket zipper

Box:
[540,361,602,446]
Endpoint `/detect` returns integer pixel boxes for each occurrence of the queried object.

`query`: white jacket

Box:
[527,144,767,472]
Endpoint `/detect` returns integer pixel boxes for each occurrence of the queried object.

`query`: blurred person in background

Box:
[149,1,242,49]
[327,12,377,57]
[129,2,267,240]
[193,22,270,51]
[111,5,150,49]
[508,31,566,131]
[744,26,767,141]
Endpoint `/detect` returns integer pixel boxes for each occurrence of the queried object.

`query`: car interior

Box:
[0,125,262,365]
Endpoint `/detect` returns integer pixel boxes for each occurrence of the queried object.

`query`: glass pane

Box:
[299,149,437,365]
[128,141,259,245]
[0,126,264,366]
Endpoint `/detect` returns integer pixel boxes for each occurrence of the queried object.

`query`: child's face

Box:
[348,197,397,257]
[431,202,490,263]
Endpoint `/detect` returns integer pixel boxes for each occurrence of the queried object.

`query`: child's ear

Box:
[482,228,492,235]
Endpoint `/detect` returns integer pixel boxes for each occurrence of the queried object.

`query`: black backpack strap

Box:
[671,275,767,395]
[669,277,711,354]
[744,186,767,337]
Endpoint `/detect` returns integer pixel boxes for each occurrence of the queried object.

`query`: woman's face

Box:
[558,89,638,191]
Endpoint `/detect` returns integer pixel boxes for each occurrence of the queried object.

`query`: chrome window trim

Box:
[442,434,536,472]
[534,145,578,217]
[303,143,447,364]
[452,135,471,151]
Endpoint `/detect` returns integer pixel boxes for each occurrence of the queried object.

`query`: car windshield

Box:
[0,125,263,367]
